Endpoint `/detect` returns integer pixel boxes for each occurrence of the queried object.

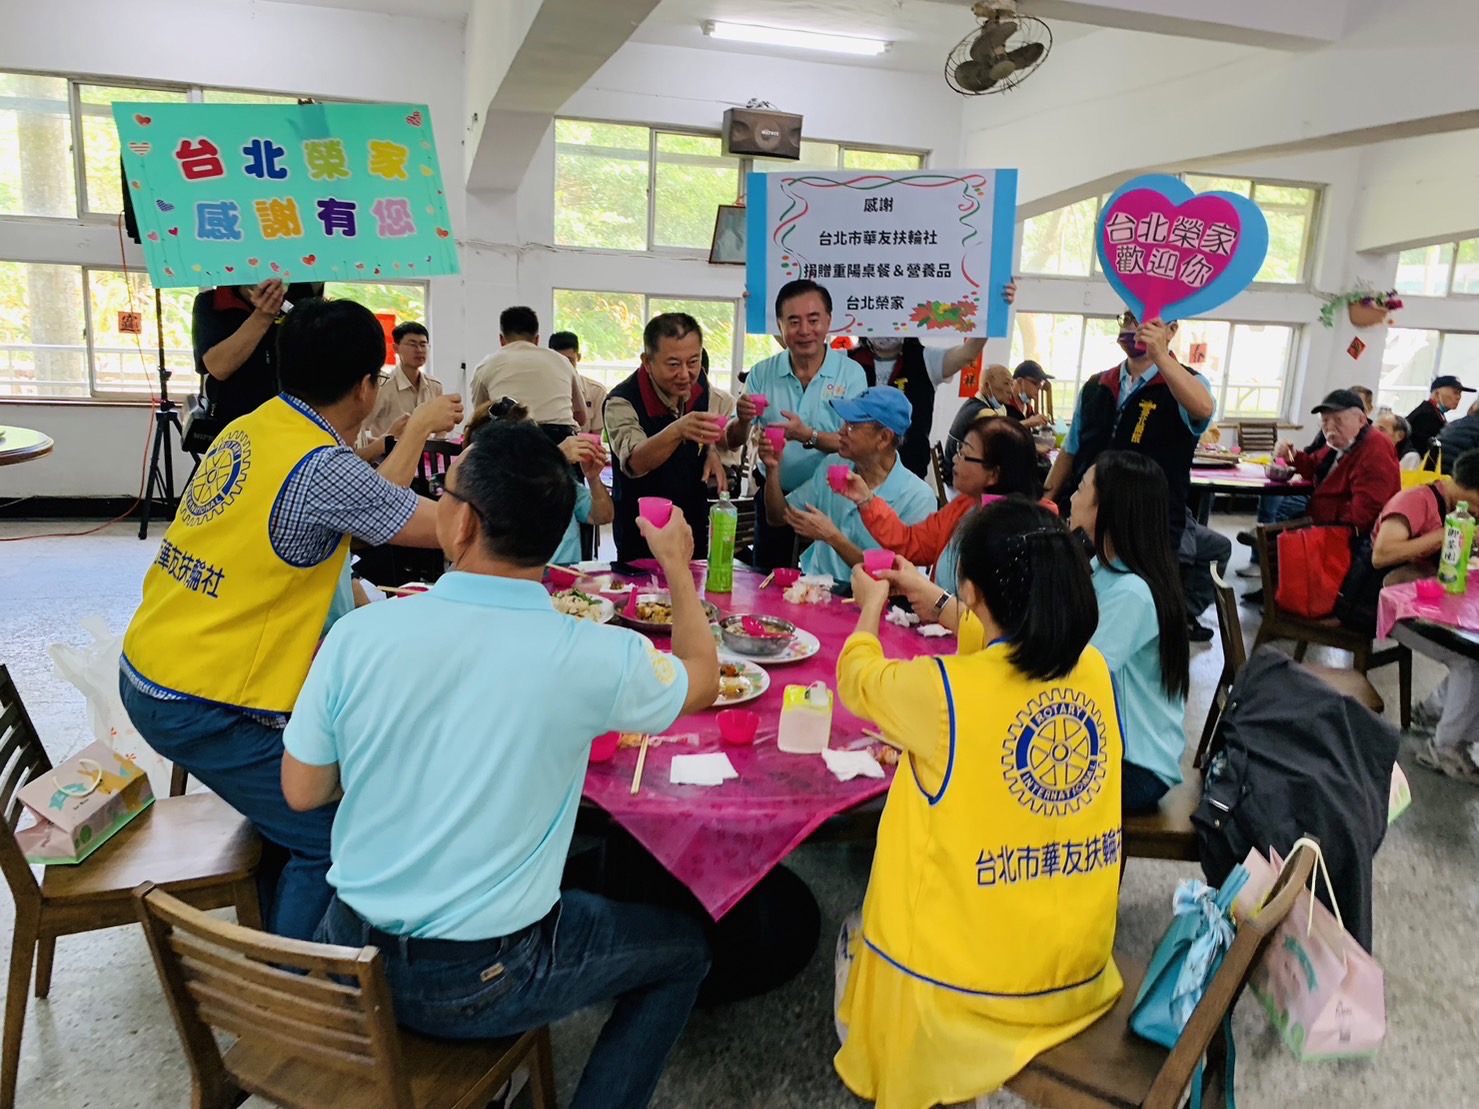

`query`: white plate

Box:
[551,589,615,624]
[715,660,770,707]
[717,626,822,666]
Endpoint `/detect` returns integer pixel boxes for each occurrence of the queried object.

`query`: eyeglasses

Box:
[956,453,987,467]
[429,473,489,527]
[840,420,883,433]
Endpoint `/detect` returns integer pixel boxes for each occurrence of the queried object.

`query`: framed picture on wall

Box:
[710,204,747,265]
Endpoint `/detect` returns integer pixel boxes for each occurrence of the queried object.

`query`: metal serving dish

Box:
[718,614,796,657]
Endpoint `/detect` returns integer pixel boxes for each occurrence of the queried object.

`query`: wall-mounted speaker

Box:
[722,107,803,160]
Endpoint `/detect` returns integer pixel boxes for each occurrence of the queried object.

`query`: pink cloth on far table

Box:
[580,568,952,918]
[1190,461,1313,492]
[1377,580,1479,641]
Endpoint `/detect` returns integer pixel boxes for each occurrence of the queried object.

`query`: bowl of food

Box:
[1266,461,1294,483]
[719,614,796,657]
[551,589,615,623]
[618,591,721,634]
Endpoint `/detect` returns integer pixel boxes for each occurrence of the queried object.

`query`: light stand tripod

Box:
[138,289,187,540]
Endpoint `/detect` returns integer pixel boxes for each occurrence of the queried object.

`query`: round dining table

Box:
[0,426,54,467]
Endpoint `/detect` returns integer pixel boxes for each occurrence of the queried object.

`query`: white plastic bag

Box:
[47,618,174,797]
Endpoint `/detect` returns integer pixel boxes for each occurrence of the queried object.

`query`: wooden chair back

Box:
[734,497,757,551]
[1254,516,1313,615]
[1236,420,1278,454]
[0,667,50,909]
[1142,842,1317,1107]
[414,439,463,494]
[1199,566,1246,759]
[135,883,414,1109]
[930,442,949,508]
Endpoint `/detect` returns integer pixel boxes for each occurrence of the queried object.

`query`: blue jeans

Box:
[1123,761,1172,815]
[118,672,336,941]
[318,891,710,1109]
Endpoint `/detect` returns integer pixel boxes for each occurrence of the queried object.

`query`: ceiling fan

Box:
[945,0,1053,96]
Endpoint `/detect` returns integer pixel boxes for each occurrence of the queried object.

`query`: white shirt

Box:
[870,346,949,389]
[470,341,580,426]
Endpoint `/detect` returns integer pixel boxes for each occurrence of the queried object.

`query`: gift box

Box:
[15,742,154,865]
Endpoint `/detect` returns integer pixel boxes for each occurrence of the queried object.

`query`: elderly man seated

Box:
[1243,389,1400,606]
[1371,450,1479,783]
[762,386,935,586]
[284,419,718,1109]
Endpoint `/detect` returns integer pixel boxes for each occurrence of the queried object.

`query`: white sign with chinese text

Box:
[745,169,1017,338]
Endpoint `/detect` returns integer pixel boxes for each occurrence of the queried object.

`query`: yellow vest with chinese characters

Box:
[862,643,1124,1025]
[123,398,350,714]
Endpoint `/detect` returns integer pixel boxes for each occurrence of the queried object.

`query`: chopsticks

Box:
[758,571,776,590]
[630,735,650,795]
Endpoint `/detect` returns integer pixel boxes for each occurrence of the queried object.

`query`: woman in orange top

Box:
[841,415,1051,601]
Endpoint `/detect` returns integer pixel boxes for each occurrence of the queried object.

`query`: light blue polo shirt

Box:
[551,483,593,565]
[1089,558,1185,788]
[744,347,868,491]
[786,458,936,585]
[283,572,689,940]
[1064,362,1213,455]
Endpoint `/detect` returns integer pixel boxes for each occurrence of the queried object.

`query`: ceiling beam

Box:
[1027,0,1349,49]
[464,0,661,193]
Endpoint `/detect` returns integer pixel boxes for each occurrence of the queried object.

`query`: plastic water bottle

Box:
[708,493,737,593]
[1438,500,1475,595]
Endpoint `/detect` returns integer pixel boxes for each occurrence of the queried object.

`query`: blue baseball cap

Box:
[829,386,913,437]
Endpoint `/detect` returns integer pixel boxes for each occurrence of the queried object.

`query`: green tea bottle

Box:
[1438,500,1475,595]
[708,493,737,593]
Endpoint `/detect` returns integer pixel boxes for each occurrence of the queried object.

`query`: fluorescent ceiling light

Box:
[703,20,890,56]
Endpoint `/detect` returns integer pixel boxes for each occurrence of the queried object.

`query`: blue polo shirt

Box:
[1064,362,1213,455]
[1089,558,1185,788]
[786,458,936,585]
[744,347,868,491]
[551,483,593,565]
[283,572,689,940]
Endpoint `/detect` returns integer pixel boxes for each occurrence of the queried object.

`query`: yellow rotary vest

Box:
[862,643,1124,1026]
[123,397,350,714]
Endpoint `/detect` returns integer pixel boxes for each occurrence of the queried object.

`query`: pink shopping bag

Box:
[14,742,154,865]
[1232,838,1385,1061]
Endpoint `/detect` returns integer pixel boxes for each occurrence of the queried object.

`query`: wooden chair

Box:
[1251,519,1411,727]
[1007,842,1317,1108]
[0,666,261,1109]
[1235,419,1278,455]
[134,883,557,1109]
[1203,567,1383,749]
[930,442,949,509]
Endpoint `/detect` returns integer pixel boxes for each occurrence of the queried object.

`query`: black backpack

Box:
[1335,482,1445,634]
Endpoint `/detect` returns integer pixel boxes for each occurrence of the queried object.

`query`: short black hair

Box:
[456,420,574,567]
[392,320,428,344]
[644,312,703,355]
[277,297,385,407]
[499,306,539,339]
[1453,448,1479,494]
[549,331,579,354]
[955,499,1097,682]
[965,415,1042,499]
[775,279,832,321]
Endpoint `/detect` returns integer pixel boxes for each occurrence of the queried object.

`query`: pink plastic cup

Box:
[579,432,602,450]
[638,497,674,528]
[827,464,850,494]
[750,394,770,421]
[1415,578,1444,603]
[717,710,760,747]
[763,426,788,456]
[590,732,621,763]
[863,549,895,578]
[772,568,801,589]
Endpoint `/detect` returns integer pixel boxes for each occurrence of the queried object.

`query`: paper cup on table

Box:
[862,549,894,578]
[638,497,674,528]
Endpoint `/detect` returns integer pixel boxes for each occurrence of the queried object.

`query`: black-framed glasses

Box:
[429,473,489,528]
[956,453,987,467]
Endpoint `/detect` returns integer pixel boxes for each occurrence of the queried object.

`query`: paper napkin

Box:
[822,747,886,782]
[669,752,739,787]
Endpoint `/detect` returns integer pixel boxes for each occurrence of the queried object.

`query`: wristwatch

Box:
[933,591,954,616]
[804,429,820,450]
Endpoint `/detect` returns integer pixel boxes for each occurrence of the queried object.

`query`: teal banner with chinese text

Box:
[113,102,458,288]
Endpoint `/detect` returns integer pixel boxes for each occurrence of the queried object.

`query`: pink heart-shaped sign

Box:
[1099,190,1241,323]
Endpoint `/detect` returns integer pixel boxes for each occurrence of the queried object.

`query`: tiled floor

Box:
[2,515,1475,1108]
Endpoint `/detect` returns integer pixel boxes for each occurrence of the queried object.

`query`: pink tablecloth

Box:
[1377,580,1479,641]
[580,567,953,918]
[1190,461,1313,493]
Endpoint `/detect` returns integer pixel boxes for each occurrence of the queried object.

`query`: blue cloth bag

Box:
[1130,866,1250,1107]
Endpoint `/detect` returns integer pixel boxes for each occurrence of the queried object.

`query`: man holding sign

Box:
[1045,310,1214,550]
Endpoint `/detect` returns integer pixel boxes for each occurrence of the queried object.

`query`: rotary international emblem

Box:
[1001,690,1107,816]
[182,430,251,525]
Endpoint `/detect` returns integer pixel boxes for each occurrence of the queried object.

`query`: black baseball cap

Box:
[1431,375,1474,393]
[1311,388,1366,415]
[1013,360,1051,383]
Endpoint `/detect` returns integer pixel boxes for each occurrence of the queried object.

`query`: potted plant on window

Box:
[1318,285,1404,329]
